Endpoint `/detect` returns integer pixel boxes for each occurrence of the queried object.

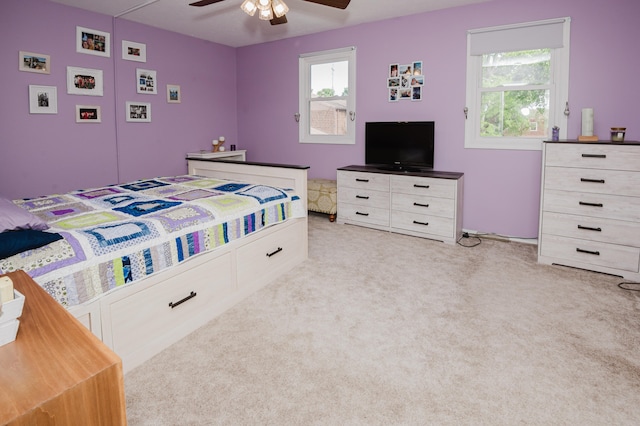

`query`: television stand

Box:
[336,165,464,244]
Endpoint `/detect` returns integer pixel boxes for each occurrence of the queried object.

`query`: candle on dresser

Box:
[581,108,594,136]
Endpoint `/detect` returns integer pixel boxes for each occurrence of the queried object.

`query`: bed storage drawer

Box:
[103,252,234,364]
[236,220,305,288]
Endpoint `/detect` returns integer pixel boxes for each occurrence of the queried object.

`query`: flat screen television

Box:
[365,121,435,171]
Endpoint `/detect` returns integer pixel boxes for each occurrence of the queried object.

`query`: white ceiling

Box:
[50,0,494,48]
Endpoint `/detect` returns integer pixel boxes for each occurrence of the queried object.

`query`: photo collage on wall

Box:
[388,61,423,102]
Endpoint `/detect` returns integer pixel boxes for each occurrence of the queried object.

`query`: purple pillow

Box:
[0,197,49,233]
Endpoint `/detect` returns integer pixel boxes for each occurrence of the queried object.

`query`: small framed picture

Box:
[76,26,110,57]
[388,88,399,102]
[67,66,103,96]
[29,85,58,114]
[399,88,412,100]
[410,75,424,86]
[167,84,181,103]
[19,51,50,74]
[412,61,423,75]
[389,63,399,77]
[387,77,400,88]
[399,64,412,76]
[76,105,101,123]
[126,101,151,122]
[122,40,146,62]
[136,68,157,94]
[411,86,422,102]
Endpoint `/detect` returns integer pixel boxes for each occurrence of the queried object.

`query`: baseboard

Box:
[462,229,538,245]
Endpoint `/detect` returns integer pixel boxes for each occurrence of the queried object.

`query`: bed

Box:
[0,159,309,372]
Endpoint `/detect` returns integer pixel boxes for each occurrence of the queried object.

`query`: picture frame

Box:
[167,84,181,103]
[19,51,50,74]
[388,88,399,102]
[67,66,104,96]
[126,101,151,122]
[136,68,157,94]
[122,40,146,62]
[389,63,399,77]
[412,61,423,76]
[411,86,422,102]
[75,105,101,123]
[76,26,110,57]
[29,85,57,114]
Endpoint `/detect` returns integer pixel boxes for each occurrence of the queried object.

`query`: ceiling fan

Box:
[189,0,351,26]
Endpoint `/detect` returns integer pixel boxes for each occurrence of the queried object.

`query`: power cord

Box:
[457,232,481,248]
[618,281,640,292]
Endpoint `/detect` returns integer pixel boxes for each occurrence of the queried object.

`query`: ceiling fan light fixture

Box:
[271,0,289,18]
[258,6,274,20]
[256,0,271,11]
[240,0,258,16]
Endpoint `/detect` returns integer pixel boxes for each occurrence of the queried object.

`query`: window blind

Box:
[468,18,568,55]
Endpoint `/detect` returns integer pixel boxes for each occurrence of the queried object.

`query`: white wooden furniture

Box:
[68,160,308,373]
[186,150,247,161]
[337,165,464,244]
[538,140,640,281]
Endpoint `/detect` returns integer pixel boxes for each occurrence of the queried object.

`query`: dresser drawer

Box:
[541,211,640,246]
[391,210,454,238]
[540,234,640,273]
[337,170,389,191]
[544,166,640,197]
[390,175,455,199]
[338,203,389,227]
[542,189,640,222]
[545,143,640,172]
[107,252,233,355]
[338,186,389,208]
[236,220,305,288]
[391,193,454,218]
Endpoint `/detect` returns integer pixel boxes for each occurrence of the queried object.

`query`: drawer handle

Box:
[356,195,370,199]
[579,201,603,208]
[266,247,283,257]
[581,154,606,158]
[576,248,600,256]
[577,225,602,232]
[414,184,430,189]
[169,291,197,309]
[355,178,369,182]
[580,178,605,184]
[413,220,429,226]
[356,211,369,216]
[413,202,429,208]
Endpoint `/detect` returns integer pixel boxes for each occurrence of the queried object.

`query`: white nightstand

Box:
[186,150,246,161]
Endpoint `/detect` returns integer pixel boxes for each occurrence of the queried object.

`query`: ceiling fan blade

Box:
[189,0,225,6]
[270,14,288,25]
[303,0,350,9]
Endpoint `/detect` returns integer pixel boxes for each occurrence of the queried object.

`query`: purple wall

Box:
[236,0,640,238]
[2,0,639,238]
[0,0,237,199]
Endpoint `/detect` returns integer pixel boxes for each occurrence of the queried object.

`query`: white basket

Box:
[0,290,24,346]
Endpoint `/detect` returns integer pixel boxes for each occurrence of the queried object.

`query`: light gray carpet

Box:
[125,214,640,425]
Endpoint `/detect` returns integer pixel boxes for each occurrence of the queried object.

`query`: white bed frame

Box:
[68,160,309,373]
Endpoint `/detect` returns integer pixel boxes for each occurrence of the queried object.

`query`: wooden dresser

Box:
[0,270,127,426]
[538,140,640,280]
[337,165,464,244]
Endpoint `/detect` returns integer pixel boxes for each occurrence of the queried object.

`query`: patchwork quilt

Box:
[0,175,304,307]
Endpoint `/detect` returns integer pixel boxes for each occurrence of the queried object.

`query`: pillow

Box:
[0,229,63,260]
[0,197,49,233]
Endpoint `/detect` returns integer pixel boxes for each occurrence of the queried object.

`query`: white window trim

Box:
[464,18,571,151]
[298,46,356,144]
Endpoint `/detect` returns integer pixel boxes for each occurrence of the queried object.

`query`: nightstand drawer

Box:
[545,143,640,172]
[540,234,640,273]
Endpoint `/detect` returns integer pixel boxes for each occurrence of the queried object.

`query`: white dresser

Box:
[337,165,464,244]
[538,141,640,280]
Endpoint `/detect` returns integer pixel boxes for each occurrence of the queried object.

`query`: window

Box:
[299,46,356,144]
[465,18,571,150]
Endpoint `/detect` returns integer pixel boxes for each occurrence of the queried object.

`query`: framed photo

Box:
[76,26,110,57]
[412,61,423,75]
[126,101,151,122]
[19,51,50,74]
[136,68,157,94]
[388,88,399,102]
[167,84,181,103]
[399,64,412,76]
[389,63,399,77]
[410,75,424,86]
[411,86,422,102]
[29,85,57,114]
[122,40,146,62]
[67,66,103,96]
[75,105,101,123]
[387,77,400,88]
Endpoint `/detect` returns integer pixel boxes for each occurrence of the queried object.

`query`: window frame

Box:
[464,18,571,151]
[298,46,356,145]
